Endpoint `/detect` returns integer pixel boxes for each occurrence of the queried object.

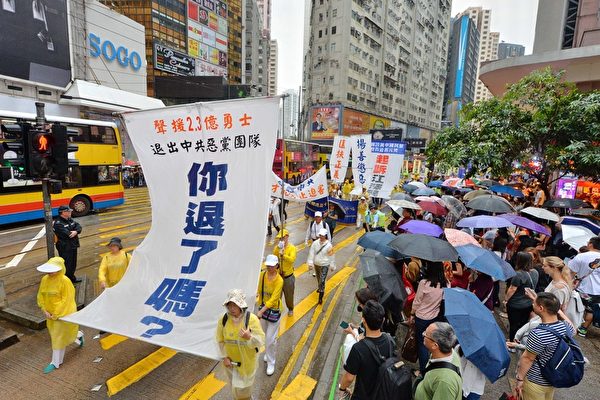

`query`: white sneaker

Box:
[312,272,316,277]
[266,363,275,376]
[263,354,267,362]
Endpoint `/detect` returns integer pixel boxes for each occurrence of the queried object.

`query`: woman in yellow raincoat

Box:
[37,257,83,373]
[98,237,131,289]
[216,289,265,400]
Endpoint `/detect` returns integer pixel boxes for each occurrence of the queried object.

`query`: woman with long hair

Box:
[409,261,448,374]
[541,257,573,313]
[504,252,539,341]
[524,247,551,293]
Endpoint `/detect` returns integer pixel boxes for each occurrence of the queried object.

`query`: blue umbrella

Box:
[490,185,524,198]
[444,288,511,383]
[357,231,405,259]
[456,215,514,229]
[403,183,419,193]
[412,187,436,196]
[428,180,444,188]
[455,244,516,280]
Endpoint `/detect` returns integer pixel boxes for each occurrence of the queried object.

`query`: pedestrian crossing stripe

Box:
[273,374,317,400]
[178,372,226,400]
[106,347,177,396]
[100,334,129,350]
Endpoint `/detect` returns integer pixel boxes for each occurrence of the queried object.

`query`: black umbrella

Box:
[359,249,407,306]
[388,234,459,262]
[478,179,499,188]
[466,194,515,214]
[543,199,584,209]
[391,193,416,202]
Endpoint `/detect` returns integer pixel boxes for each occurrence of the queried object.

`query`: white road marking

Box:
[0,224,44,236]
[0,227,46,270]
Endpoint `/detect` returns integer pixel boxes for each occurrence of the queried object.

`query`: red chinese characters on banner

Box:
[152,112,253,135]
[373,155,389,174]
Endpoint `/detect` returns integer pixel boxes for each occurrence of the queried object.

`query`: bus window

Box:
[0,166,41,193]
[63,167,82,189]
[97,165,120,185]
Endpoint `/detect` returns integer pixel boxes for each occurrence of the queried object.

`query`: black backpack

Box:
[363,333,413,400]
[536,325,585,388]
[221,312,258,353]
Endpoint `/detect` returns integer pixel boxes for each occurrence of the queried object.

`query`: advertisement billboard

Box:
[556,178,578,199]
[195,59,227,78]
[310,106,341,140]
[342,108,370,135]
[188,0,228,76]
[369,115,390,130]
[454,15,469,99]
[0,0,71,87]
[154,42,195,76]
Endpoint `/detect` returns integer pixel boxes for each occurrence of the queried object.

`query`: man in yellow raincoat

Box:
[98,237,131,289]
[216,289,265,400]
[37,257,83,373]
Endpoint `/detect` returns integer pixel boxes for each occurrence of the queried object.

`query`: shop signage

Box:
[89,33,143,71]
[153,42,195,76]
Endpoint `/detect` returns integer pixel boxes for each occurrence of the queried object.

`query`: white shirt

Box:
[307,239,334,267]
[305,220,331,242]
[569,250,600,295]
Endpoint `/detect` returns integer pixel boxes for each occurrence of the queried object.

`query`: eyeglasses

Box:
[422,332,436,344]
[357,305,363,313]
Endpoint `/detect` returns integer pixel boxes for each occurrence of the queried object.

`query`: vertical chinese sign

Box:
[64,98,279,358]
[329,136,350,183]
[368,141,406,199]
[350,134,374,196]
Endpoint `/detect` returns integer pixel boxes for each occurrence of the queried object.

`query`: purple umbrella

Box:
[398,220,444,237]
[498,214,551,236]
[456,215,514,229]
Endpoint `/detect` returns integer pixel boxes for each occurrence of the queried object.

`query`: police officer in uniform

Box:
[53,205,82,283]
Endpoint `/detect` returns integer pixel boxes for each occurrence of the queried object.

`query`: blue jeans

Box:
[465,393,481,400]
[415,316,437,373]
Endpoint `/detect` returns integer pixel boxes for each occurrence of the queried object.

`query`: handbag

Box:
[260,272,281,323]
[401,323,418,363]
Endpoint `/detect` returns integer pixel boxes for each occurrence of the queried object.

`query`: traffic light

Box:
[1,123,27,173]
[27,126,55,178]
[52,124,78,177]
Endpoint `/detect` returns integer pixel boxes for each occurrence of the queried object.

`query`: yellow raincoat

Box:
[216,312,265,395]
[37,257,79,350]
[98,250,131,288]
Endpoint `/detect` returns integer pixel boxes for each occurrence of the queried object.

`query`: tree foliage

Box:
[426,68,600,190]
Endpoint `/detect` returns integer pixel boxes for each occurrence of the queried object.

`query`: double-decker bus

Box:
[0,111,124,225]
[273,139,331,184]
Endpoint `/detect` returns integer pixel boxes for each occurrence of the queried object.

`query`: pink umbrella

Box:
[444,228,481,247]
[414,196,447,207]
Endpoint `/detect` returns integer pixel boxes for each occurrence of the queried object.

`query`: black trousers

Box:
[507,304,532,341]
[58,247,78,282]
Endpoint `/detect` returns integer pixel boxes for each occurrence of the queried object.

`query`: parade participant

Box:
[324,202,339,239]
[409,261,448,374]
[216,289,265,400]
[356,196,368,230]
[342,179,352,200]
[370,204,387,232]
[305,211,331,245]
[273,230,297,316]
[267,197,281,236]
[53,205,82,283]
[414,322,462,400]
[256,255,283,376]
[307,228,335,305]
[339,300,395,400]
[98,237,131,289]
[505,252,539,341]
[37,257,84,373]
[568,237,600,337]
[514,293,575,400]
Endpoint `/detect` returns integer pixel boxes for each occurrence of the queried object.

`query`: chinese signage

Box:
[350,134,374,194]
[188,0,228,77]
[310,106,341,140]
[154,42,195,76]
[368,137,405,199]
[329,136,351,183]
[342,109,370,135]
[270,167,329,202]
[64,97,280,358]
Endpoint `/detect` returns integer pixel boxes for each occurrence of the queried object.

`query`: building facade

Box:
[302,0,452,141]
[282,88,299,138]
[244,0,268,95]
[497,42,525,60]
[456,7,499,102]
[268,40,278,96]
[256,0,272,38]
[443,15,480,126]
[228,0,244,84]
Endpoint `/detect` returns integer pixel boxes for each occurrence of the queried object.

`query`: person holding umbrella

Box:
[504,252,539,341]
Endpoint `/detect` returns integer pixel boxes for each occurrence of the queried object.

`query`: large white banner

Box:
[329,136,351,183]
[64,98,279,358]
[350,135,374,196]
[368,141,406,199]
[270,166,329,202]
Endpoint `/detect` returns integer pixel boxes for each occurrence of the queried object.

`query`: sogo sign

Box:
[89,33,143,71]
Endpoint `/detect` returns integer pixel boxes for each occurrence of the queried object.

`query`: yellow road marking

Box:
[99,234,146,247]
[100,334,129,350]
[99,245,137,257]
[278,266,356,337]
[273,374,317,400]
[98,222,143,232]
[99,224,151,239]
[179,372,226,400]
[293,230,363,277]
[106,347,177,396]
[99,207,151,219]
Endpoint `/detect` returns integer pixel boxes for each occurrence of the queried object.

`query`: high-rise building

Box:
[302,0,452,140]
[282,89,299,138]
[497,42,525,60]
[245,0,268,95]
[268,40,278,96]
[228,0,245,84]
[443,15,480,126]
[457,7,499,102]
[256,0,272,38]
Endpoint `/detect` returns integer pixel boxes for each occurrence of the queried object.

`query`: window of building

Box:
[332,26,336,34]
[319,13,323,22]
[319,30,322,38]
[331,42,336,51]
[332,9,337,17]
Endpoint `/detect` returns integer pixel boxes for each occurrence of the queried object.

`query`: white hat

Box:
[314,211,323,217]
[36,262,62,273]
[360,196,366,200]
[265,254,279,267]
[223,289,248,309]
[318,228,329,237]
